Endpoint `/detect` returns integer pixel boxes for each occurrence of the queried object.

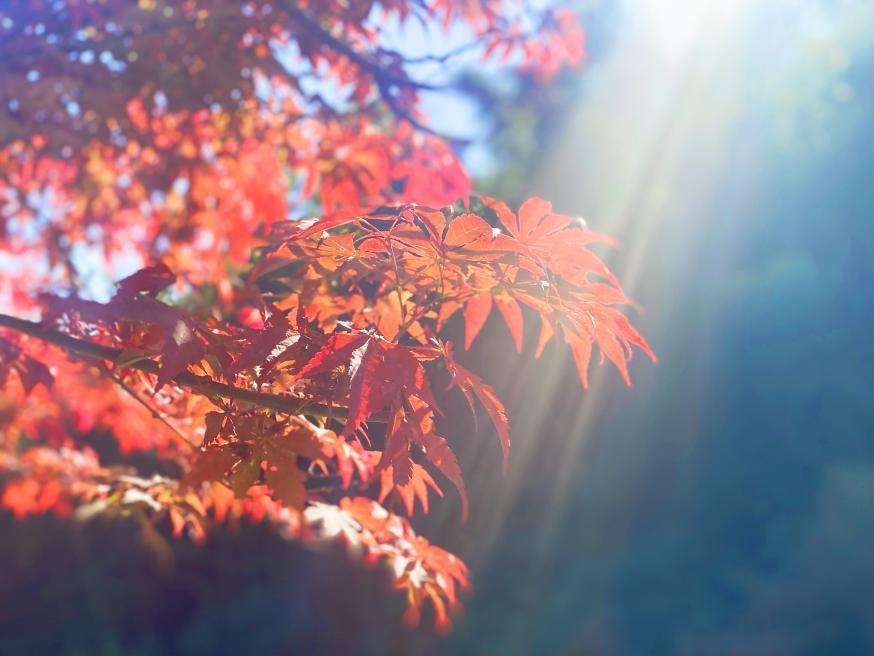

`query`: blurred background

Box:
[3,0,874,653]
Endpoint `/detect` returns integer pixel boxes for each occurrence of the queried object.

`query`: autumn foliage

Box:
[0,0,650,632]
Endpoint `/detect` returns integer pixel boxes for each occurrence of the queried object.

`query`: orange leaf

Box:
[463,293,492,349]
[443,213,493,249]
[186,445,239,487]
[443,343,510,473]
[494,294,524,352]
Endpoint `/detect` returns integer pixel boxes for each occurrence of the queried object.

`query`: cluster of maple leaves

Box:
[0,0,650,632]
[1,0,581,291]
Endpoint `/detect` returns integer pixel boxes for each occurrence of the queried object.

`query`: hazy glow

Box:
[635,0,754,62]
[469,0,874,571]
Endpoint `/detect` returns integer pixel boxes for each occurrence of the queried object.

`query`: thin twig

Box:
[100,363,193,451]
[280,2,469,144]
[281,2,440,91]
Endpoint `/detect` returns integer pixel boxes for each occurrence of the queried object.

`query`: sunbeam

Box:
[464,0,874,588]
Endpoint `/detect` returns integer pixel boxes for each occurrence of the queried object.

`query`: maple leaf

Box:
[227,310,301,381]
[416,438,467,520]
[329,496,470,631]
[186,445,240,488]
[483,195,620,284]
[378,403,416,487]
[443,213,496,251]
[295,332,370,382]
[114,262,176,297]
[186,419,320,513]
[202,411,227,447]
[494,293,524,353]
[284,209,360,242]
[308,420,378,489]
[44,265,205,390]
[379,462,443,516]
[372,398,467,520]
[463,292,492,349]
[262,441,308,512]
[296,333,439,437]
[407,400,469,522]
[443,343,511,473]
[560,304,657,388]
[0,337,53,395]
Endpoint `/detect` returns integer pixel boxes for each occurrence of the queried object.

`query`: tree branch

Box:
[281,2,469,144]
[0,312,361,422]
[281,2,439,91]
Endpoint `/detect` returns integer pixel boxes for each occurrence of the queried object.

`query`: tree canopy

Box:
[0,0,651,631]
